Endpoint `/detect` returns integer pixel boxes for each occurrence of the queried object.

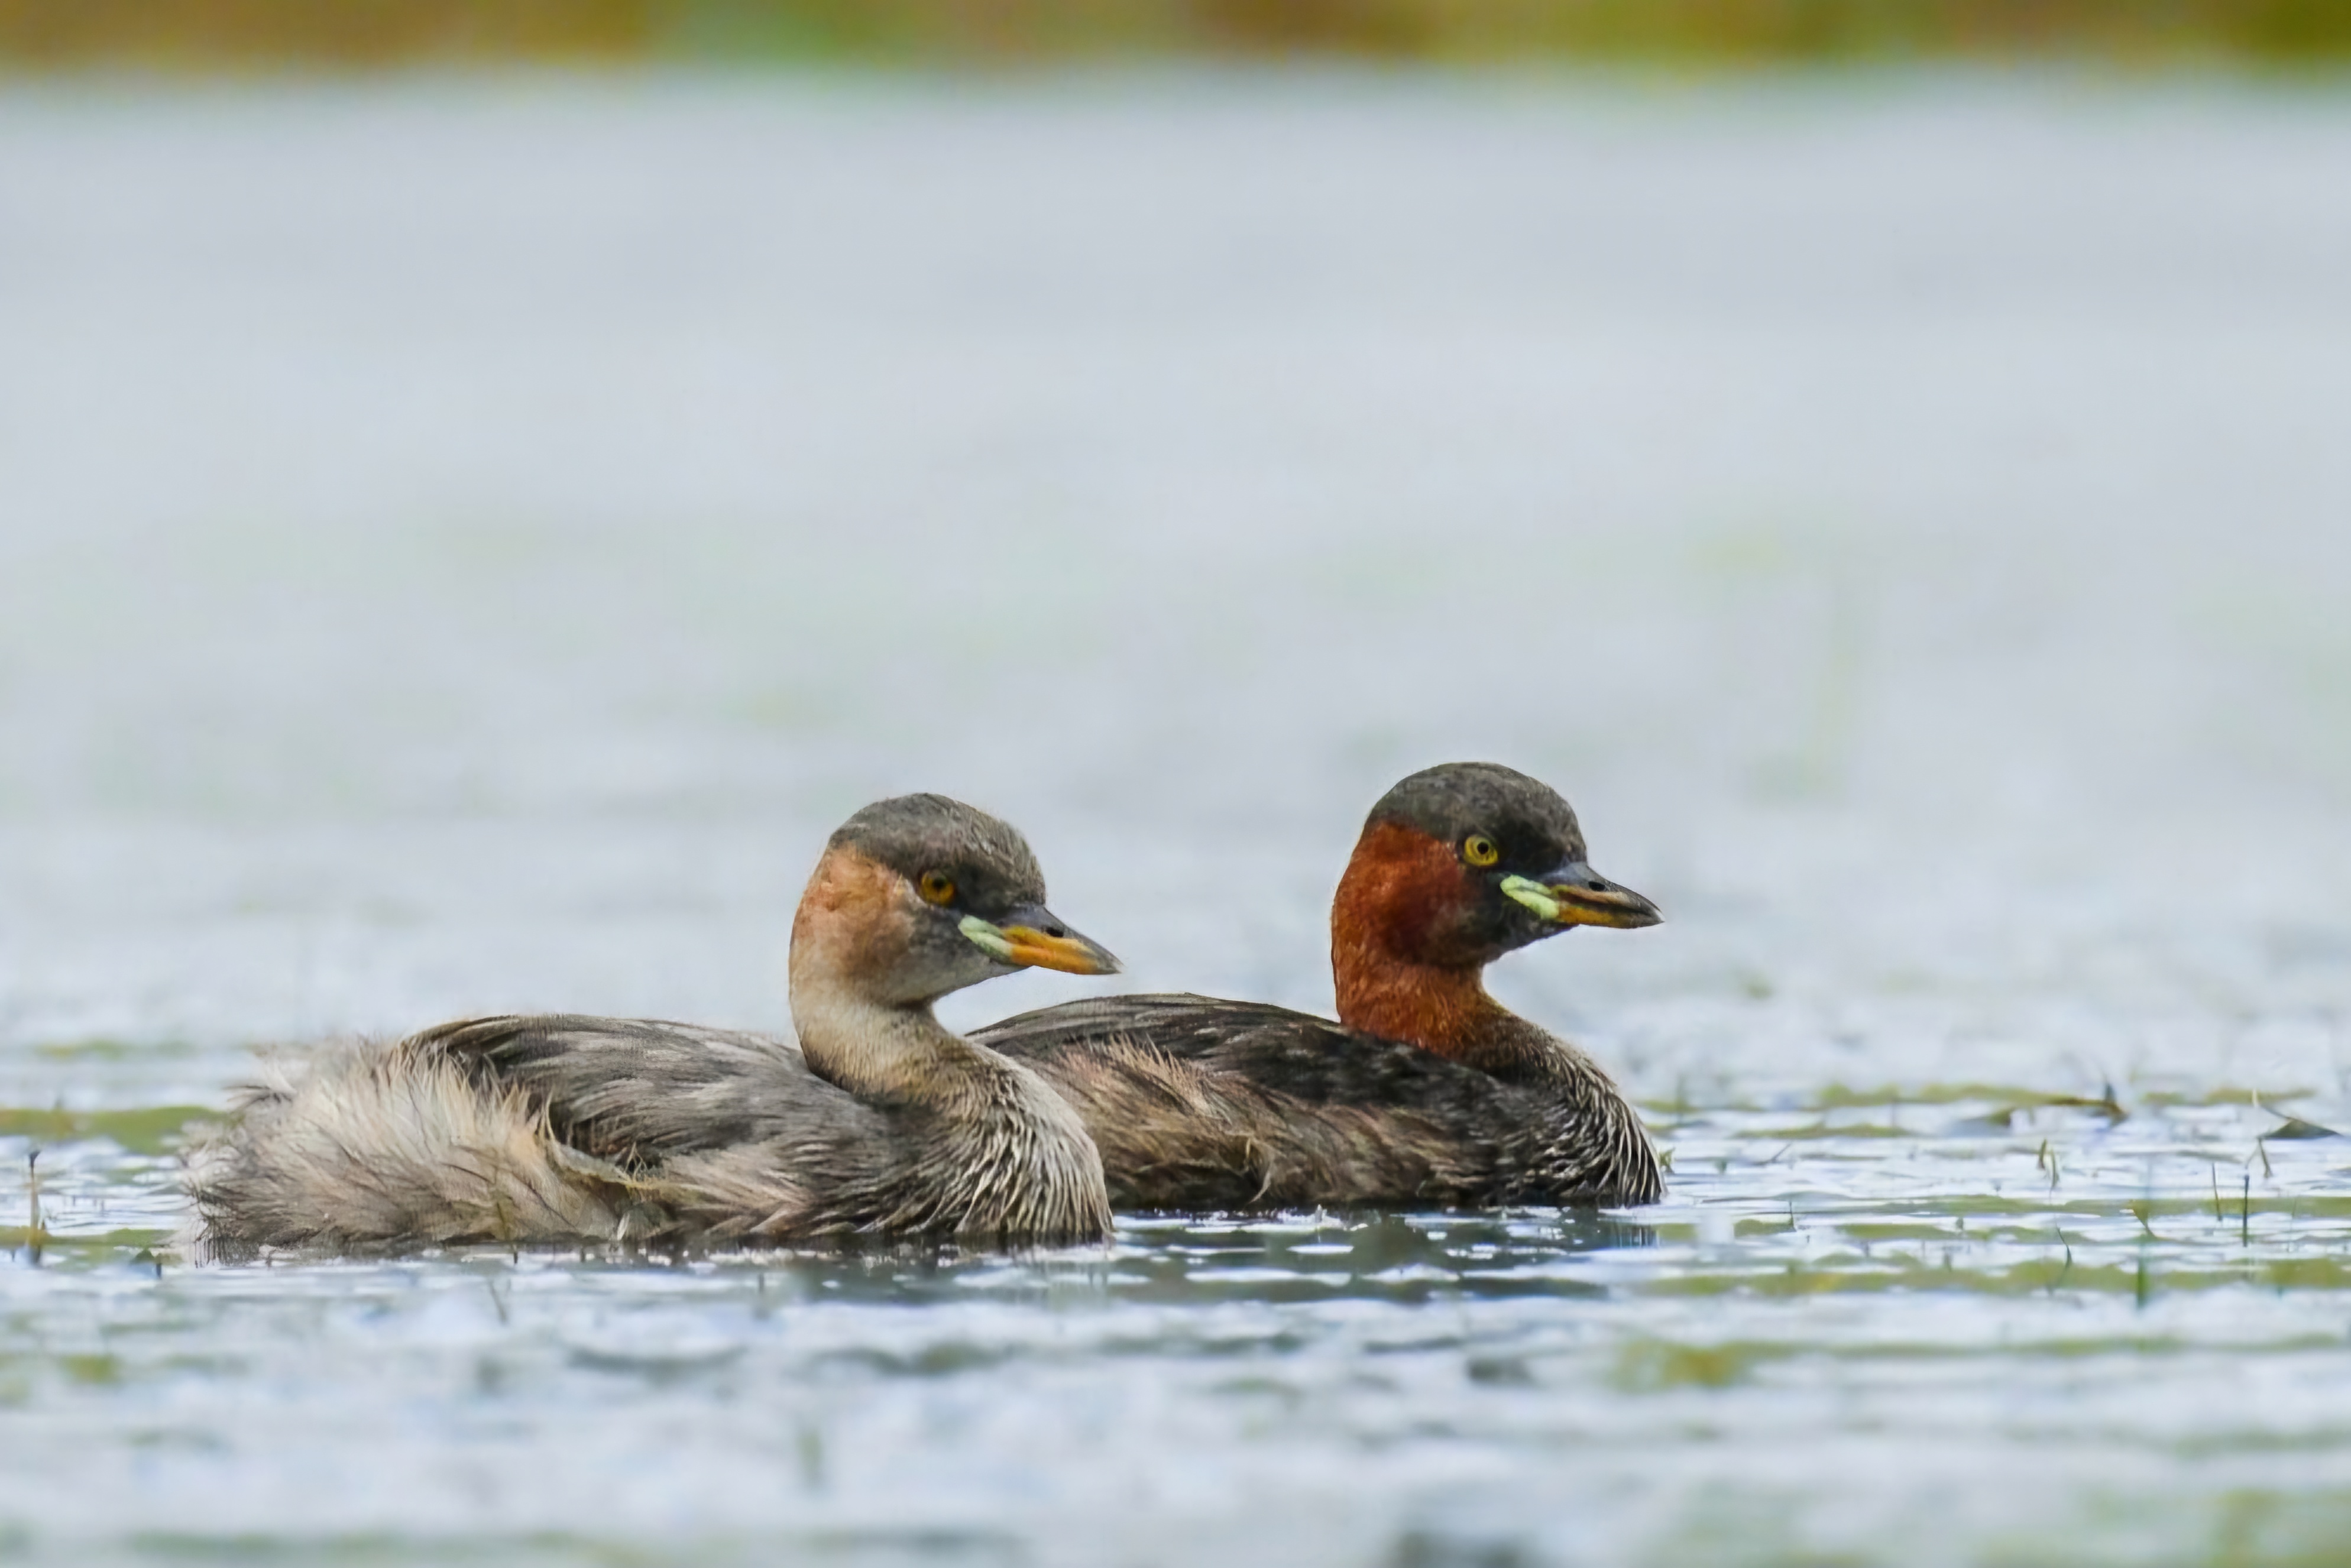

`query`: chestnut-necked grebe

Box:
[976,763,1663,1210]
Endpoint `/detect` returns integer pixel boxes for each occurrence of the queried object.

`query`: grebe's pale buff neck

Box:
[1332,763,1660,1084]
[789,794,1118,1107]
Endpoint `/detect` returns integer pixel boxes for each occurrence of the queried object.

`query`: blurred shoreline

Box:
[3,0,2348,72]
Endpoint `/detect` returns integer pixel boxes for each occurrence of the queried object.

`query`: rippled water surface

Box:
[4,73,2351,1566]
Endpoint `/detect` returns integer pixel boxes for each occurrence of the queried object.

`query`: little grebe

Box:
[975,763,1663,1209]
[190,795,1121,1255]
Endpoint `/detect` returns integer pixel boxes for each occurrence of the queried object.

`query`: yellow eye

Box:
[1463,834,1500,867]
[918,870,956,905]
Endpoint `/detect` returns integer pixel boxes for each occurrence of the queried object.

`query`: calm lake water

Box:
[4,72,2351,1566]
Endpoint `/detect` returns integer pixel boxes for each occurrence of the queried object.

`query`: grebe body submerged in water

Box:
[190,795,1121,1255]
[977,763,1665,1209]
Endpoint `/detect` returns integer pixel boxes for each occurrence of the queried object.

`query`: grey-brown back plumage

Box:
[973,994,1663,1210]
[188,1013,1112,1255]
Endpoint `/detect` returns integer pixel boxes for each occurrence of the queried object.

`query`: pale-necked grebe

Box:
[190,794,1122,1255]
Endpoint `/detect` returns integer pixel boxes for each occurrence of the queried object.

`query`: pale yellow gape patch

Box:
[1498,874,1565,922]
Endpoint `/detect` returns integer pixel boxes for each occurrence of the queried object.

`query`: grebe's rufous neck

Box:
[1331,762,1659,1084]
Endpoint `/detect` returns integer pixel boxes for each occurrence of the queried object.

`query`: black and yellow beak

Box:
[958,905,1122,976]
[1499,864,1662,930]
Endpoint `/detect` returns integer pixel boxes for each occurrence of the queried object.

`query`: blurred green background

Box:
[4,0,2348,68]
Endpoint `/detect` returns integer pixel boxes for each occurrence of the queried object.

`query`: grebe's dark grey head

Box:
[1343,763,1660,970]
